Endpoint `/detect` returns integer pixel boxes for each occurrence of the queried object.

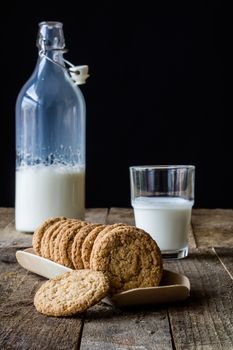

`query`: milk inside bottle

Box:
[15,165,85,232]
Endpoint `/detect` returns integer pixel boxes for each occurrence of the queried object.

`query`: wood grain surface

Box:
[164,249,233,349]
[0,207,233,349]
[192,209,233,247]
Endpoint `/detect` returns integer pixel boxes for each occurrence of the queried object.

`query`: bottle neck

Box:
[38,49,66,67]
[37,22,66,67]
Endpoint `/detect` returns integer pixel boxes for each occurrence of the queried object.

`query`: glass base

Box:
[161,246,188,259]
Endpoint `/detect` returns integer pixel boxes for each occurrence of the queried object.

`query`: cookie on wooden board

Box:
[71,223,103,269]
[49,220,76,262]
[59,221,88,268]
[40,219,67,260]
[32,217,66,256]
[91,223,126,246]
[53,220,81,264]
[90,226,163,294]
[81,225,107,269]
[34,270,110,316]
[82,223,125,269]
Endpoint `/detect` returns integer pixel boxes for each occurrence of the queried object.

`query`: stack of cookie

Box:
[32,216,163,316]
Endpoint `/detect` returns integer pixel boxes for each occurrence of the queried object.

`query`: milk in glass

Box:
[132,197,193,252]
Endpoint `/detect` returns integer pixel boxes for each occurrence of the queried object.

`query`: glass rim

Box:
[130,165,195,170]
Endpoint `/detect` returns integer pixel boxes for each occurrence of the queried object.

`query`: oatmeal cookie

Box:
[34,270,110,316]
[32,217,66,256]
[71,223,103,270]
[90,226,163,294]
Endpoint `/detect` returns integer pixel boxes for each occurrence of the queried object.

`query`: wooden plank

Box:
[164,248,233,349]
[107,207,134,225]
[0,207,39,248]
[214,247,233,280]
[192,209,233,248]
[81,304,173,350]
[0,208,108,248]
[108,207,197,249]
[0,207,14,230]
[0,247,29,305]
[188,224,197,249]
[85,208,108,224]
[0,220,33,248]
[0,246,82,350]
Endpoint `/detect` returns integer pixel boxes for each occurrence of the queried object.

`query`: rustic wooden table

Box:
[0,207,233,349]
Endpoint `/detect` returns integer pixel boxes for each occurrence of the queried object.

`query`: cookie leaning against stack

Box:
[34,269,110,316]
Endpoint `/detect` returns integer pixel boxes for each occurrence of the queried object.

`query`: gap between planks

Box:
[213,247,233,281]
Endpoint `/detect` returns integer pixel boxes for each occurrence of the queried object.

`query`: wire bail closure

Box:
[65,61,90,85]
[39,50,89,85]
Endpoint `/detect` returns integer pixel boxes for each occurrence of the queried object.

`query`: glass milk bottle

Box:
[15,21,86,232]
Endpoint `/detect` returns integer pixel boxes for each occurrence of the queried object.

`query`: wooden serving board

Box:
[16,248,190,307]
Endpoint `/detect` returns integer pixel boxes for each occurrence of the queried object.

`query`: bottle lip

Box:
[39,21,63,28]
[37,21,65,51]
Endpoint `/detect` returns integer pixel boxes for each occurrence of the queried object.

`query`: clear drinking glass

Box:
[130,165,195,259]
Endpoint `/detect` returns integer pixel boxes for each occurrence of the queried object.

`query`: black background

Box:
[0,2,231,209]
